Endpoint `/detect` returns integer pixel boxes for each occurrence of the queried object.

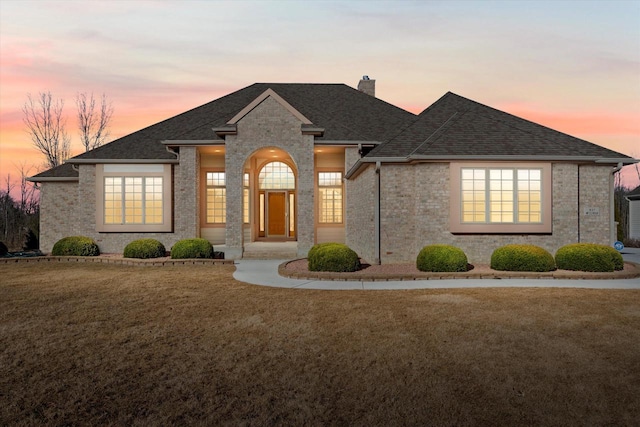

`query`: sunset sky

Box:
[1,0,639,195]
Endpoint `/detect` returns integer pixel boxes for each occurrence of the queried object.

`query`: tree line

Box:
[1,92,113,251]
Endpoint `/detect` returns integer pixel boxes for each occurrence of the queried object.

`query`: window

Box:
[104,177,163,225]
[97,164,172,232]
[206,172,226,223]
[318,172,343,223]
[259,161,295,190]
[243,173,250,224]
[461,167,542,224]
[451,163,551,233]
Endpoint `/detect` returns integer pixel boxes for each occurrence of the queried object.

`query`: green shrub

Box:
[555,243,624,272]
[0,241,8,256]
[123,239,166,259]
[490,244,555,272]
[416,244,468,272]
[51,236,100,256]
[307,243,361,272]
[171,238,214,259]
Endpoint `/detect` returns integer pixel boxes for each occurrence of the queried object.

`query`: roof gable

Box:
[227,88,312,125]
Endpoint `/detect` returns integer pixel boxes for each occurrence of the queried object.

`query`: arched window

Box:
[258,161,295,189]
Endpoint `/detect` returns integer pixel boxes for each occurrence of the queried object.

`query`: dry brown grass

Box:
[1,262,639,426]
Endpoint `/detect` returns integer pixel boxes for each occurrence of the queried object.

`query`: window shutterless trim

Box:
[204,171,226,224]
[449,162,552,233]
[317,171,344,224]
[95,164,172,232]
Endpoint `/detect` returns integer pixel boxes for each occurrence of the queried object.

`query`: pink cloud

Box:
[497,104,640,137]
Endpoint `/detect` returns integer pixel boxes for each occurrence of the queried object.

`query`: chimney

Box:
[357,75,375,97]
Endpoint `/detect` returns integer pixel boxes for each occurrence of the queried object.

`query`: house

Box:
[30,77,635,264]
[627,185,640,240]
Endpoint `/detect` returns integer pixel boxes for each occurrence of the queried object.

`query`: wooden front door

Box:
[267,192,286,236]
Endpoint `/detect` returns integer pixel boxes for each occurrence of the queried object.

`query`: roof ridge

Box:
[409,111,461,156]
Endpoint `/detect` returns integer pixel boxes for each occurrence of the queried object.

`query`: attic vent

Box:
[357,76,375,97]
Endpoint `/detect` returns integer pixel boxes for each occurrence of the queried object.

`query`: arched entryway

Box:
[258,161,296,239]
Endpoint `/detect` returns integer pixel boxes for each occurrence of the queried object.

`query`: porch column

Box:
[224,143,244,259]
[295,146,315,257]
[175,146,199,239]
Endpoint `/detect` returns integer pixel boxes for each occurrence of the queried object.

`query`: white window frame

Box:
[96,164,172,232]
[318,171,344,224]
[205,171,226,224]
[450,162,552,233]
[243,172,250,224]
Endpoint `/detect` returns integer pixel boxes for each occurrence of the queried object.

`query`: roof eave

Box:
[408,155,636,163]
[346,155,636,179]
[67,158,180,164]
[27,176,79,183]
[162,139,224,146]
[317,140,382,146]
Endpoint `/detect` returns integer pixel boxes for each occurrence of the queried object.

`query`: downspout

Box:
[166,145,180,160]
[610,162,624,245]
[577,166,580,242]
[374,161,381,265]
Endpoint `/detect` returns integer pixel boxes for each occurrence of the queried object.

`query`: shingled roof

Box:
[32,83,415,179]
[368,92,633,160]
[32,85,633,181]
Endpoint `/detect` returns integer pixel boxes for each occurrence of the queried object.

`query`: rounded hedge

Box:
[51,236,100,256]
[490,244,556,272]
[308,243,361,272]
[0,241,8,256]
[171,238,213,259]
[416,244,468,272]
[555,243,624,272]
[123,239,166,259]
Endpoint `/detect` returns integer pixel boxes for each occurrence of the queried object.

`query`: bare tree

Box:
[23,92,71,169]
[1,175,15,244]
[16,162,39,215]
[76,92,113,152]
[0,167,40,251]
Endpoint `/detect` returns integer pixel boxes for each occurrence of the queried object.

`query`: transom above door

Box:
[258,161,296,240]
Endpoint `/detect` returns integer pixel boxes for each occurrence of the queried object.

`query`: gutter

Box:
[26,176,79,183]
[162,139,224,146]
[346,155,637,180]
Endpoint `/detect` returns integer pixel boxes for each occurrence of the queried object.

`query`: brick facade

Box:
[39,154,615,263]
[374,162,614,264]
[39,181,79,253]
[225,95,315,259]
[39,163,193,254]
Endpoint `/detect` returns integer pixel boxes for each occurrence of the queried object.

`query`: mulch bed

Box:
[280,258,640,281]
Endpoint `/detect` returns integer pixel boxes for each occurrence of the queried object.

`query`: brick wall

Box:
[40,162,194,254]
[376,162,614,264]
[39,181,79,253]
[345,149,377,263]
[578,165,611,244]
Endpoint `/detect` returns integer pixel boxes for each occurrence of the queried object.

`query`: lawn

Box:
[1,262,639,426]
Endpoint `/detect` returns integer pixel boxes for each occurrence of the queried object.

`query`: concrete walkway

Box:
[233,249,640,290]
